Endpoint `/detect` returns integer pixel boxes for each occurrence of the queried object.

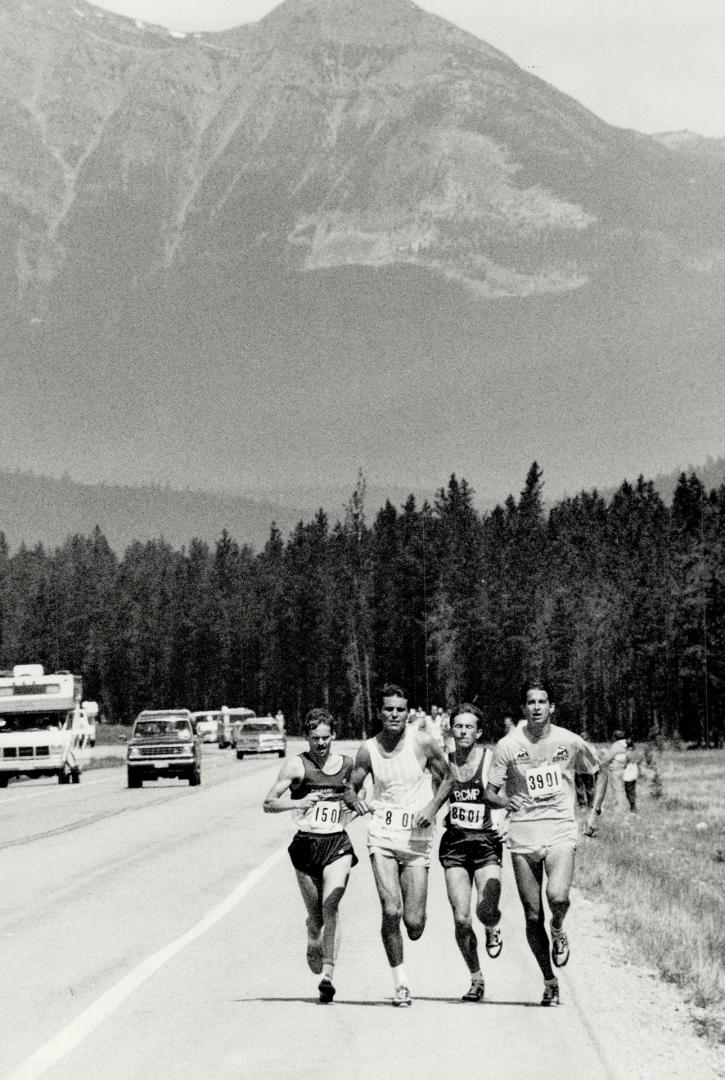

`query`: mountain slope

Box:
[1,0,723,497]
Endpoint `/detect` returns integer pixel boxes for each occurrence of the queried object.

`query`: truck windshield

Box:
[0,712,70,732]
[135,721,191,738]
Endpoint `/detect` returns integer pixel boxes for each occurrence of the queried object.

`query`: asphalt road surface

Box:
[0,742,720,1080]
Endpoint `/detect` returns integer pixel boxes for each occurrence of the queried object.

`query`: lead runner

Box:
[344,684,452,1007]
[485,680,605,1006]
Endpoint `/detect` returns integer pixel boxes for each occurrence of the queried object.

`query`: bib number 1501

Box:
[310,801,342,825]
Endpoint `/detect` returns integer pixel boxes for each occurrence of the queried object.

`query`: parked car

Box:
[191,710,220,744]
[234,716,286,760]
[218,706,256,749]
[126,709,201,788]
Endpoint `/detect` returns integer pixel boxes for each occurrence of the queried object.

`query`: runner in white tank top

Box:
[344,684,453,1008]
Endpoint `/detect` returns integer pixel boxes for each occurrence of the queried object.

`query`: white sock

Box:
[392,964,408,989]
[470,969,484,983]
[322,962,334,980]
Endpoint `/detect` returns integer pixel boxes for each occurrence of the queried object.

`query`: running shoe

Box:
[318,976,336,1004]
[541,979,560,1007]
[306,940,323,975]
[485,925,503,958]
[392,985,412,1007]
[461,977,485,1002]
[550,922,570,968]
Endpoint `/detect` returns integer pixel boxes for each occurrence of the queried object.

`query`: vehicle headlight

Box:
[128,747,142,759]
[50,744,63,754]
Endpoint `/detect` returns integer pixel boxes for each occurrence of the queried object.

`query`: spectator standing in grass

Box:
[599,730,629,812]
[623,738,640,811]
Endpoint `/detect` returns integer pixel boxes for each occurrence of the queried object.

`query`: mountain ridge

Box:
[1,0,724,497]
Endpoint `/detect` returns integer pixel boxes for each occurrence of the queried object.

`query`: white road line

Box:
[0,777,117,804]
[3,845,287,1080]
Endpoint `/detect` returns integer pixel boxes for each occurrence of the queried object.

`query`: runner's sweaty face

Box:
[451,713,479,750]
[523,688,553,731]
[380,695,408,734]
[307,723,333,763]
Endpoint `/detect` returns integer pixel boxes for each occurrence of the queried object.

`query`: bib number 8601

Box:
[525,763,562,799]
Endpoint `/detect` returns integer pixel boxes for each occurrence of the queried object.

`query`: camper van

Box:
[0,665,93,786]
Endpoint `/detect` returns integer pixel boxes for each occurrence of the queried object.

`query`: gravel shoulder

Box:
[567,886,725,1079]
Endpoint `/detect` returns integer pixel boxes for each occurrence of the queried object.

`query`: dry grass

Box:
[576,748,725,1043]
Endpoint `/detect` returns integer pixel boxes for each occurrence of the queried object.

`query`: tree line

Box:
[0,464,722,746]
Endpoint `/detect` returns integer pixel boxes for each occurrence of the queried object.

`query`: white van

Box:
[218,706,256,749]
[191,710,221,744]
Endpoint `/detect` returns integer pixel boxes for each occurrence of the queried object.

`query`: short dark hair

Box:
[379,684,408,705]
[612,729,626,742]
[520,679,554,705]
[449,703,484,729]
[303,708,335,735]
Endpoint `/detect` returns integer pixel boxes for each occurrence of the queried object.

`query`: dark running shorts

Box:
[288,830,358,878]
[438,827,503,872]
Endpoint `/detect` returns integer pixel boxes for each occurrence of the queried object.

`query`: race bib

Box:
[378,807,416,830]
[525,762,562,800]
[449,802,487,830]
[304,800,345,830]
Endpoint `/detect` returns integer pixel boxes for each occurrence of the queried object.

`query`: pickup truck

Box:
[127,709,201,788]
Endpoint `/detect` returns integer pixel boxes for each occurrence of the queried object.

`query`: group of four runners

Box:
[262,681,606,1006]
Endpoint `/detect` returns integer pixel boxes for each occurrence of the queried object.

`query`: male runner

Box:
[485,681,605,1006]
[263,708,357,1003]
[345,684,452,1007]
[439,703,503,1002]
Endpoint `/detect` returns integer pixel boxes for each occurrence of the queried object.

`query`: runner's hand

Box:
[583,809,599,837]
[343,790,371,815]
[299,791,325,810]
[413,801,436,828]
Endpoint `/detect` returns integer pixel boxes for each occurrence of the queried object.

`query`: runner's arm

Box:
[342,743,373,815]
[414,734,453,827]
[583,767,609,835]
[485,745,526,812]
[262,756,318,813]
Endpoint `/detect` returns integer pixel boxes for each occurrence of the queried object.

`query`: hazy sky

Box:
[95,0,725,137]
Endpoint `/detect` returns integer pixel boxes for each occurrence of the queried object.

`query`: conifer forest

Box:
[0,465,722,746]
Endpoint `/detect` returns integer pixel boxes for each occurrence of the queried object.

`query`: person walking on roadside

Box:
[263,708,357,1003]
[344,684,452,1007]
[439,703,504,1002]
[485,680,606,1007]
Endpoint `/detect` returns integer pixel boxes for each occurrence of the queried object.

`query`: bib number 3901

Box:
[381,807,415,830]
[525,762,562,800]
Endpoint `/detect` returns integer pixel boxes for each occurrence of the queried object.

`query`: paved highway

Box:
[0,742,720,1080]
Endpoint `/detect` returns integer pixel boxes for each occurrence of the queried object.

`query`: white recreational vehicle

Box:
[0,665,93,786]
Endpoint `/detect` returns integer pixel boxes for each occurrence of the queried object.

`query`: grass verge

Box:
[576,748,725,1043]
